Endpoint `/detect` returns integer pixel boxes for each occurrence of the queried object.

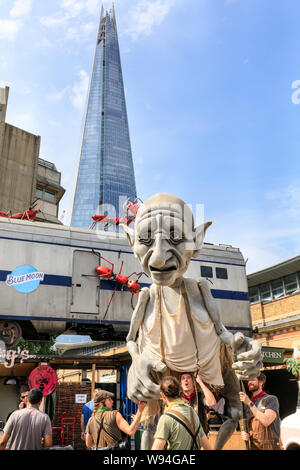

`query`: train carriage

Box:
[0,218,252,346]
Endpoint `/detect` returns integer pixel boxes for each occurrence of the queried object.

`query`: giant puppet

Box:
[120,193,262,449]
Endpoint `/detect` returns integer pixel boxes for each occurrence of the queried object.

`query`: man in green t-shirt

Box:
[152,376,212,451]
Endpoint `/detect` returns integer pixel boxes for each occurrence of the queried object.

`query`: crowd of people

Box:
[0,371,283,451]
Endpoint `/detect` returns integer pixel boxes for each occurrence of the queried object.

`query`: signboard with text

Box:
[262,347,285,364]
[75,394,87,404]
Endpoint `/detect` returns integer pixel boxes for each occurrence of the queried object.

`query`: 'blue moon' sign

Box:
[5,265,44,293]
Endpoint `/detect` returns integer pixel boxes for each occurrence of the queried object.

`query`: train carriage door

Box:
[71,250,100,314]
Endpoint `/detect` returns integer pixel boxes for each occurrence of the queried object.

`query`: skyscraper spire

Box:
[71,4,137,229]
[110,3,116,28]
[100,4,105,21]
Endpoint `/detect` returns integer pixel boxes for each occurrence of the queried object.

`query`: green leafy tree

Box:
[13,337,59,356]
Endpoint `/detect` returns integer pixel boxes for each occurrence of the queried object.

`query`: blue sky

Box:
[1,0,300,275]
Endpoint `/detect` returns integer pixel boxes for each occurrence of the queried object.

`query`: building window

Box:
[44,189,56,204]
[284,273,299,295]
[35,186,56,204]
[201,266,213,278]
[35,186,43,199]
[249,286,260,304]
[271,279,284,299]
[249,272,300,304]
[259,283,272,302]
[216,267,228,279]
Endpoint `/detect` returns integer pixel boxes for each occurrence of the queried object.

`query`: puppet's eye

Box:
[169,230,184,245]
[138,231,153,246]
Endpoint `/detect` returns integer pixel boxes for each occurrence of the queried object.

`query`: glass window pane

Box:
[201,266,213,278]
[249,286,260,304]
[259,283,271,302]
[284,274,299,295]
[44,190,56,204]
[35,186,43,199]
[271,279,284,299]
[216,267,228,279]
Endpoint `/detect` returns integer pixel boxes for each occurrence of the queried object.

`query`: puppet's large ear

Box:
[119,224,135,248]
[193,221,212,258]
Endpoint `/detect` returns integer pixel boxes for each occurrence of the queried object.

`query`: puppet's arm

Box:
[198,280,263,380]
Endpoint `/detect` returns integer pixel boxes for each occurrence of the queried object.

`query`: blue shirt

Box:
[82,401,94,432]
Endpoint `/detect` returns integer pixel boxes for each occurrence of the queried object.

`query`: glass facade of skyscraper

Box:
[71,6,137,228]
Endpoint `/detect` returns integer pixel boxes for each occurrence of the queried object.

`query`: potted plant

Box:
[285,357,300,406]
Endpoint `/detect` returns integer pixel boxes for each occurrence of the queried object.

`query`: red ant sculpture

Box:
[94,256,143,318]
[89,198,143,230]
[0,206,41,221]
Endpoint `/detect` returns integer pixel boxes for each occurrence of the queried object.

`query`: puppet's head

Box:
[121,193,211,287]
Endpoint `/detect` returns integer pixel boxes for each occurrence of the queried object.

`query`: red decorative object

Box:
[114,274,129,285]
[95,266,114,279]
[89,197,142,230]
[28,365,57,396]
[0,207,40,221]
[127,279,141,293]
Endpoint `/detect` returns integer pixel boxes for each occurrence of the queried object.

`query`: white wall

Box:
[0,379,19,426]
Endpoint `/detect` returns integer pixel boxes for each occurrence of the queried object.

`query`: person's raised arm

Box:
[116,401,146,437]
[195,372,216,408]
[239,392,277,427]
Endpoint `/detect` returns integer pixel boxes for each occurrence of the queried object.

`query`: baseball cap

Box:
[94,389,114,403]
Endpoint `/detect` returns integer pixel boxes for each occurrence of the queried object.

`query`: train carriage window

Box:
[216,267,228,279]
[249,286,260,304]
[201,266,213,278]
[271,279,284,299]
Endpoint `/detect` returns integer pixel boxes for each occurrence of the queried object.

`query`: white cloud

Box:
[85,0,104,14]
[47,86,70,102]
[49,120,62,127]
[0,19,20,41]
[208,180,300,274]
[40,15,69,27]
[40,1,174,41]
[70,70,89,110]
[10,0,32,18]
[40,0,98,30]
[82,22,96,36]
[61,0,86,18]
[126,0,174,40]
[267,181,300,218]
[9,113,34,130]
[34,38,53,48]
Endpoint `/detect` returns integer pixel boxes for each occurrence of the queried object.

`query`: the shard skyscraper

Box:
[71,4,137,228]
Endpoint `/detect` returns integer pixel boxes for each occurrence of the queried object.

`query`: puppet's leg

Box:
[213,365,242,450]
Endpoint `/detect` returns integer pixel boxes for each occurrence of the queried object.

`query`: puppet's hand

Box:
[126,344,167,403]
[231,332,263,381]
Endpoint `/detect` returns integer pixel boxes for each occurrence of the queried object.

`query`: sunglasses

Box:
[21,395,28,399]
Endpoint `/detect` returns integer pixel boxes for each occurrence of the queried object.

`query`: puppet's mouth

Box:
[149,265,177,272]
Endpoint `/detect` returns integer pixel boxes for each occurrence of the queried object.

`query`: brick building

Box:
[248,255,300,350]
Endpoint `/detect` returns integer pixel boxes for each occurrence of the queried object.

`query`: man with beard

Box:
[239,373,281,450]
